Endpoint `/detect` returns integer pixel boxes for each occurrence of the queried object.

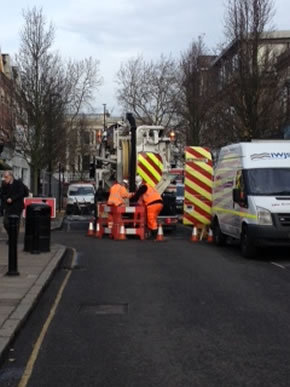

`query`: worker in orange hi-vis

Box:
[107,180,131,233]
[130,175,163,240]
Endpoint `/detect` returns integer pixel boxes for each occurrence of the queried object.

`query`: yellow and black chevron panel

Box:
[137,152,163,187]
[183,147,213,226]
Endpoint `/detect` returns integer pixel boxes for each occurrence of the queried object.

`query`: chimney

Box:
[2,54,13,79]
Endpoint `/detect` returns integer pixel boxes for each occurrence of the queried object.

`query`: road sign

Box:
[23,197,56,218]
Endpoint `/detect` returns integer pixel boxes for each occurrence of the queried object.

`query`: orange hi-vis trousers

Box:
[146,203,163,231]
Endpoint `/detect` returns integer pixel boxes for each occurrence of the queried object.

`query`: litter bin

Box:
[24,203,51,253]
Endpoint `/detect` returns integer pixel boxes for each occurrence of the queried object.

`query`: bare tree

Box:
[179,35,213,145]
[15,7,102,194]
[219,0,282,141]
[116,54,181,128]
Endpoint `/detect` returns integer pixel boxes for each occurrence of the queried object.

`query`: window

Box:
[69,186,94,196]
[82,155,90,171]
[245,168,290,195]
[83,131,90,145]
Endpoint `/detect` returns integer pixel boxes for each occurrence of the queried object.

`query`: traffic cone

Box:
[155,224,164,241]
[118,224,127,240]
[87,221,95,237]
[95,221,101,238]
[190,226,198,242]
[207,228,213,243]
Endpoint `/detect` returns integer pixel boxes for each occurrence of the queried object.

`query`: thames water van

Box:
[212,141,290,257]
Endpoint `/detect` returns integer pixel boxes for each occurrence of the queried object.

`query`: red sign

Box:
[23,197,56,218]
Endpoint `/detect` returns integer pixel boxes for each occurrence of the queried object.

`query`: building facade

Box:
[0,53,30,186]
[199,31,290,147]
[64,113,123,183]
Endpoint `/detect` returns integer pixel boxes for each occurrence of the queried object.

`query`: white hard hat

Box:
[135,175,142,186]
[123,179,128,185]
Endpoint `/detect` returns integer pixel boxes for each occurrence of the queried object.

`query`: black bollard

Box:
[6,214,20,276]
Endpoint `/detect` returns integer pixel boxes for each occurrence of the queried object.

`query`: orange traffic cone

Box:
[155,224,164,241]
[87,221,95,237]
[190,226,198,242]
[207,228,213,243]
[95,221,101,238]
[118,224,127,240]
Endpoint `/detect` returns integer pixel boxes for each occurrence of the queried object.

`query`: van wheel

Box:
[240,226,256,258]
[213,218,226,246]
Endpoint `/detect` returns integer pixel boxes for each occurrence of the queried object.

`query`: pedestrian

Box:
[1,171,25,242]
[130,175,163,240]
[0,178,5,216]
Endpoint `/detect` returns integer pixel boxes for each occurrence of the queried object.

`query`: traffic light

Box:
[89,162,95,178]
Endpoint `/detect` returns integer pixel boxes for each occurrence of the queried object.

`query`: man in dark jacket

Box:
[1,171,25,241]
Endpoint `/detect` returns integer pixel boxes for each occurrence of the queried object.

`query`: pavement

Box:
[0,213,67,363]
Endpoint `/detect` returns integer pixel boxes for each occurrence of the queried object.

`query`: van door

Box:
[232,169,247,238]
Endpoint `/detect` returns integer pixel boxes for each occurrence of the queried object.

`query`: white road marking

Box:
[270,262,286,269]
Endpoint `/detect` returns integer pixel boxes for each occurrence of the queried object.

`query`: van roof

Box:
[218,141,290,169]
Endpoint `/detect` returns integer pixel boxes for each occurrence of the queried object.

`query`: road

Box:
[1,225,290,386]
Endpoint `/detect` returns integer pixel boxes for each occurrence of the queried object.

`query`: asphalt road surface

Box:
[1,225,290,387]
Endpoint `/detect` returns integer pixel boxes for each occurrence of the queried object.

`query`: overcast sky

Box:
[1,0,290,115]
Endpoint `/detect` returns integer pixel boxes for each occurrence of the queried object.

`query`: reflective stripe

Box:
[125,207,136,213]
[137,152,163,186]
[213,206,257,219]
[184,146,213,226]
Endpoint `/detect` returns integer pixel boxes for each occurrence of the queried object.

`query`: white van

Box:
[66,183,96,215]
[212,141,290,257]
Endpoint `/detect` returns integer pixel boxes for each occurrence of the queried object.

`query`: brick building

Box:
[0,53,30,185]
[200,31,290,146]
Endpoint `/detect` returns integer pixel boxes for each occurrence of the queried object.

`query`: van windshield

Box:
[69,187,94,196]
[245,168,290,195]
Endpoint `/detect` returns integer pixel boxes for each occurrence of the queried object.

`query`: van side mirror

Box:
[233,188,247,207]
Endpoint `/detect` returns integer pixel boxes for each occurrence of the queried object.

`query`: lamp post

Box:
[103,104,106,129]
[58,162,61,211]
[48,93,60,197]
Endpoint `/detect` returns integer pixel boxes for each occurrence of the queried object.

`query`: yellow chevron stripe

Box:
[138,154,162,182]
[185,179,212,201]
[185,160,213,175]
[185,191,212,214]
[185,147,212,161]
[137,167,155,187]
[147,153,163,171]
[186,165,213,188]
[183,210,211,225]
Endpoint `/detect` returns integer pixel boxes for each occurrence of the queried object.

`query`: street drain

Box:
[79,303,128,315]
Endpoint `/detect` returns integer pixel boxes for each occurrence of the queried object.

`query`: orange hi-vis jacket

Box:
[142,184,162,206]
[107,183,130,206]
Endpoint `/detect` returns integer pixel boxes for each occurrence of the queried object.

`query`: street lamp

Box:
[48,93,60,197]
[103,104,106,129]
[169,130,176,142]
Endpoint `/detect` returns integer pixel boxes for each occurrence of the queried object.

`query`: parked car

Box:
[66,183,96,215]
